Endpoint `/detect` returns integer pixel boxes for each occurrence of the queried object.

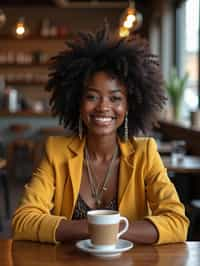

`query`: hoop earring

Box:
[78,117,83,139]
[124,112,128,142]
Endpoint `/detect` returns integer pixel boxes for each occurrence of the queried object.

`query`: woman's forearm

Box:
[55,219,89,242]
[56,218,158,244]
[123,220,159,244]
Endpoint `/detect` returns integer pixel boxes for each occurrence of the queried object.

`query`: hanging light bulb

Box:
[119,0,143,37]
[15,17,28,38]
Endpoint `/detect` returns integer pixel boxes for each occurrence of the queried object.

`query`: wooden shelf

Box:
[0,34,72,41]
[0,111,51,117]
[0,63,49,67]
[6,80,47,86]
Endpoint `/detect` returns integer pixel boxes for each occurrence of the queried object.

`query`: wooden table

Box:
[0,239,200,266]
[162,155,200,174]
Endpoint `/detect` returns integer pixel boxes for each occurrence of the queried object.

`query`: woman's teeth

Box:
[93,117,113,122]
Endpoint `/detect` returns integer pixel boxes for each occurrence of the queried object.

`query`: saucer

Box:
[76,239,134,258]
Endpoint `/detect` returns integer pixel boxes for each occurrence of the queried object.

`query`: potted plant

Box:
[165,67,189,121]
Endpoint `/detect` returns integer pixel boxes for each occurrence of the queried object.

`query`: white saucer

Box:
[76,239,134,258]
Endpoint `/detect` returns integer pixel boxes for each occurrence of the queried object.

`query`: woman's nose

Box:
[96,96,110,110]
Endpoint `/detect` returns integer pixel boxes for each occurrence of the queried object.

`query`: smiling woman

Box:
[12,22,189,245]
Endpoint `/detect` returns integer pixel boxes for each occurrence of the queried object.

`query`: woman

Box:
[12,24,189,244]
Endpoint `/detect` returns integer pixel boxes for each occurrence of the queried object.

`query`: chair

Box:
[0,168,10,218]
[32,126,66,169]
[187,200,200,240]
[0,165,10,232]
[6,139,34,182]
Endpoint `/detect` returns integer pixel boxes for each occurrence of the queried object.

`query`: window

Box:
[176,0,199,122]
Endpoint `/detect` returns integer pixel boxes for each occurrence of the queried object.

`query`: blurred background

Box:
[0,0,200,241]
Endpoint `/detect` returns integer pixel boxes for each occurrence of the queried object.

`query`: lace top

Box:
[72,194,118,220]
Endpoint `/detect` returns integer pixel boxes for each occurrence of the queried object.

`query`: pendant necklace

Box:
[85,145,118,208]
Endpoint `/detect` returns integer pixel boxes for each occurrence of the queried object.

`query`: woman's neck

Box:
[85,133,118,162]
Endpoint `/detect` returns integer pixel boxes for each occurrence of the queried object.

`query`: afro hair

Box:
[46,23,166,138]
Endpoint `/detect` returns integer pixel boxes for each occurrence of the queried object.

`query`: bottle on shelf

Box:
[40,18,51,38]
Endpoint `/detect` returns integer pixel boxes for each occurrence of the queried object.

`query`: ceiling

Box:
[0,0,129,6]
[0,0,185,7]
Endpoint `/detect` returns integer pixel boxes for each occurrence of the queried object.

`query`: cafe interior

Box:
[0,0,200,243]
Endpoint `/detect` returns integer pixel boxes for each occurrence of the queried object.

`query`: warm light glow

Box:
[127,14,136,23]
[119,1,142,33]
[123,20,133,29]
[119,26,130,37]
[16,23,25,35]
[14,17,28,38]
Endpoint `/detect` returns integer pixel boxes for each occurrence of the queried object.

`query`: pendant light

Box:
[15,17,28,38]
[119,0,143,37]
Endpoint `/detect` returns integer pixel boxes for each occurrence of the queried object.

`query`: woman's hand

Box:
[121,220,159,244]
[55,219,89,242]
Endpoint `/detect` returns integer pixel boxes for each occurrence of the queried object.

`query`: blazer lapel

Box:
[118,139,136,218]
[61,137,85,218]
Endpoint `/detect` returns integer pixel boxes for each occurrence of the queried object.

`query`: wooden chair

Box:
[0,161,10,232]
[187,200,200,240]
[0,167,10,219]
[6,139,34,182]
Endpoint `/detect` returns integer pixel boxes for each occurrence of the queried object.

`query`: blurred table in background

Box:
[162,155,200,174]
[157,141,173,155]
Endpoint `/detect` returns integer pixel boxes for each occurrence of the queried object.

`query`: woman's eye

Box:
[110,96,122,102]
[86,94,98,101]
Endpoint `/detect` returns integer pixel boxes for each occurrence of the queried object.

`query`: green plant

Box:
[165,67,189,120]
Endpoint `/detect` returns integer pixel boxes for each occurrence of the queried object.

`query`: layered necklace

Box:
[85,145,119,209]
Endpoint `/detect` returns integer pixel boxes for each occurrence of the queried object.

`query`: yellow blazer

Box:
[12,136,189,244]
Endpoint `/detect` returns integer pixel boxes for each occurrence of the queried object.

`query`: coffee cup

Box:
[87,210,129,251]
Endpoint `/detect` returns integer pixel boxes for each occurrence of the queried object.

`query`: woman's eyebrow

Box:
[110,89,122,93]
[85,87,123,94]
[85,86,98,92]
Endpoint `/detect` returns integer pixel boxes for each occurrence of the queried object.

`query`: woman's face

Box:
[80,71,128,138]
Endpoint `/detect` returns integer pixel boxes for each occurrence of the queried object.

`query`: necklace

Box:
[85,145,118,209]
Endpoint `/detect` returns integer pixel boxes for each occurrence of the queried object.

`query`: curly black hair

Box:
[46,23,166,138]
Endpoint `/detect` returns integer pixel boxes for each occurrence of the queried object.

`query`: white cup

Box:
[87,210,129,251]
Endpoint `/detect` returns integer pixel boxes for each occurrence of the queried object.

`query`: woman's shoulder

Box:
[46,134,76,145]
[132,136,156,145]
[44,135,82,161]
[45,134,81,151]
[131,137,157,152]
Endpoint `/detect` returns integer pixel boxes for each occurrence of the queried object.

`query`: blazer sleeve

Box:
[144,138,189,244]
[12,137,67,244]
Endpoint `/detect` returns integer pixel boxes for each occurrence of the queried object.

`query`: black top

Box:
[72,194,118,220]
